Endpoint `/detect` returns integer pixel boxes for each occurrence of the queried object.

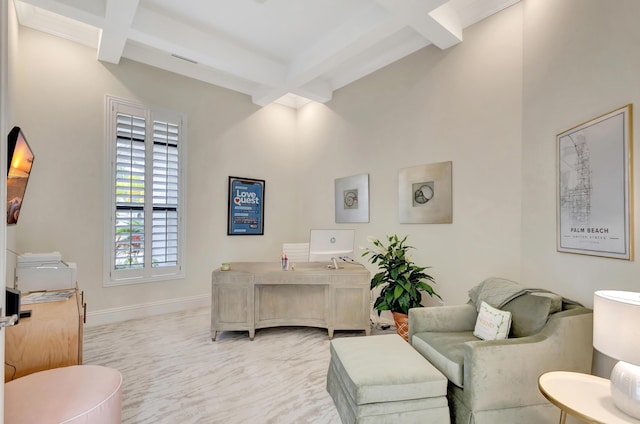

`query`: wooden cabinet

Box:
[212,274,255,339]
[211,262,370,341]
[4,289,84,381]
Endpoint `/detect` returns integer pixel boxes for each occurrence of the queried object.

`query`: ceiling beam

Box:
[16,0,105,27]
[328,30,431,91]
[293,79,333,103]
[254,0,463,107]
[16,0,469,109]
[13,1,100,48]
[122,42,259,97]
[129,6,287,88]
[254,3,403,106]
[251,78,333,107]
[378,0,462,49]
[418,3,463,49]
[97,0,139,64]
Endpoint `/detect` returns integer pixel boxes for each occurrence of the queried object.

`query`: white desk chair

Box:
[283,243,310,263]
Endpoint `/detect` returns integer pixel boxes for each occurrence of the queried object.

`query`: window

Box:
[105,96,185,285]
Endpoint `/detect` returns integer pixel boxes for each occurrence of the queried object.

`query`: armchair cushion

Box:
[530,291,563,314]
[412,331,477,388]
[502,294,553,337]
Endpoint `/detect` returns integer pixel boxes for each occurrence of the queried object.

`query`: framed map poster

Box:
[557,104,633,260]
[227,176,265,235]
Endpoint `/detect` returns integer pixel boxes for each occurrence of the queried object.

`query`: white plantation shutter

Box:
[115,113,146,270]
[106,97,185,285]
[151,121,179,267]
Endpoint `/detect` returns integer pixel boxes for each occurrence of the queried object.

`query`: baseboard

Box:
[85,293,211,327]
[369,297,446,328]
[371,309,394,326]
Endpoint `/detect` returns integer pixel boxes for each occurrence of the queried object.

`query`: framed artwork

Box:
[227,176,265,235]
[557,104,633,260]
[335,173,369,223]
[399,161,452,224]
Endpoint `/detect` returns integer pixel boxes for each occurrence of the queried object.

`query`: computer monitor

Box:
[6,287,20,324]
[308,229,354,262]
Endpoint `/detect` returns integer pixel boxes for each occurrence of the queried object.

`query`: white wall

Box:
[0,0,13,416]
[521,0,640,307]
[6,0,20,285]
[10,0,640,334]
[297,3,524,307]
[12,26,300,322]
[11,3,525,323]
[521,0,640,377]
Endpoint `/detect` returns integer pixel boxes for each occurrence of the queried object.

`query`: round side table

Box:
[538,371,640,424]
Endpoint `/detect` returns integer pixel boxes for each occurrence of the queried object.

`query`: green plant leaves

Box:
[362,234,441,315]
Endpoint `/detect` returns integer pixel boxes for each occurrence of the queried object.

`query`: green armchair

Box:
[408,280,593,424]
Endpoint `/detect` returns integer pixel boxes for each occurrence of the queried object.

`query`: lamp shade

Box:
[593,290,640,365]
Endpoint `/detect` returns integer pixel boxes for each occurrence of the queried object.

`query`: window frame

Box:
[104,96,186,286]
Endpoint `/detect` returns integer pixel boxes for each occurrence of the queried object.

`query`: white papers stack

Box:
[15,252,77,292]
[17,251,63,266]
[21,290,75,305]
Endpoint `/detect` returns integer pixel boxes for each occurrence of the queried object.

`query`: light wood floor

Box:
[83,306,382,423]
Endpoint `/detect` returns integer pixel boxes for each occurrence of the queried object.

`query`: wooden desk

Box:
[4,290,84,381]
[539,371,640,424]
[211,262,370,341]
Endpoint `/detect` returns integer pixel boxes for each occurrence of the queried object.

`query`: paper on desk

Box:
[21,290,75,304]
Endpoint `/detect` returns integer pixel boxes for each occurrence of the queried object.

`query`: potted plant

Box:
[362,234,441,341]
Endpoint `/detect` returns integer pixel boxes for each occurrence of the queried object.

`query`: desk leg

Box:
[559,410,566,424]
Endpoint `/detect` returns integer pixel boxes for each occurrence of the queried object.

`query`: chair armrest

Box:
[408,304,477,345]
[462,308,593,412]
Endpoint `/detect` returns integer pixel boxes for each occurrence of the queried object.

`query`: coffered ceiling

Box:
[13,0,520,108]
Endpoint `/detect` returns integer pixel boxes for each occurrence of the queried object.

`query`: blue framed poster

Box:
[227,176,265,235]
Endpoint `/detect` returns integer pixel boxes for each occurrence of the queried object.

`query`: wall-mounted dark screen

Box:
[7,126,35,225]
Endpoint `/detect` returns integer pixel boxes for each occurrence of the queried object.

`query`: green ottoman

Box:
[327,334,450,424]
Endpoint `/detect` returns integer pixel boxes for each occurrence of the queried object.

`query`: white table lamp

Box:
[593,290,640,419]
